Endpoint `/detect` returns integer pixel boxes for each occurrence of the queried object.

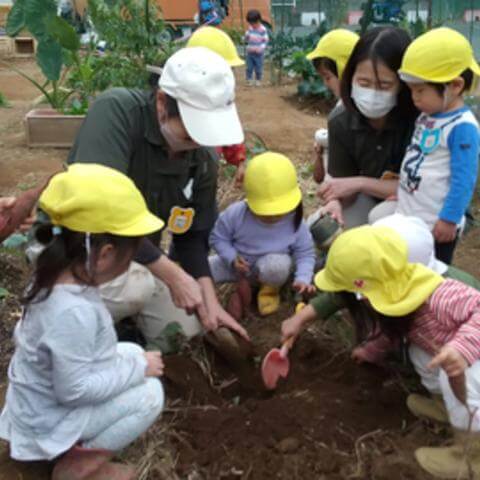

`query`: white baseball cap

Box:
[159,47,244,147]
[373,214,448,275]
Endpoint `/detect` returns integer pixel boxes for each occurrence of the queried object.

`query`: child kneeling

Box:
[312,226,480,479]
[0,165,165,480]
[209,152,315,319]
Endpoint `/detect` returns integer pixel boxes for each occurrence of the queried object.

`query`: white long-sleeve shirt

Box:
[0,284,147,461]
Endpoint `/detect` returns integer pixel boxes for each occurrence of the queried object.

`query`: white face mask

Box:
[161,122,198,152]
[351,83,397,119]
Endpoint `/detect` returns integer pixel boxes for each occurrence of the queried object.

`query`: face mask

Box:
[351,83,397,119]
[161,121,198,152]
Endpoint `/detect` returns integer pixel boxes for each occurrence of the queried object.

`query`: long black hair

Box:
[339,292,413,344]
[340,27,418,121]
[23,224,140,305]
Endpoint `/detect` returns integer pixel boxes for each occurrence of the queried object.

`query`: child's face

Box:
[92,243,135,284]
[316,64,340,98]
[408,78,465,115]
[407,83,445,115]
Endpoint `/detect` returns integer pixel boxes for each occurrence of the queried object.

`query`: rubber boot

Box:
[415,431,480,479]
[257,284,280,316]
[226,277,251,321]
[407,393,449,423]
[52,446,136,480]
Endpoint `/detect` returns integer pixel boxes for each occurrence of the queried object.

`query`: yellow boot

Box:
[258,284,280,316]
[415,431,480,479]
[407,393,449,423]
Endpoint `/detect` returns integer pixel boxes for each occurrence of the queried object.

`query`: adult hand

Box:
[428,345,468,378]
[0,197,15,213]
[318,177,360,203]
[292,281,316,296]
[233,255,250,275]
[433,219,457,243]
[198,277,250,341]
[155,257,205,314]
[144,351,165,377]
[321,200,344,225]
[235,161,246,188]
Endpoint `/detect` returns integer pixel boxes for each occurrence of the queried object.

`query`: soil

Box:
[0,59,477,480]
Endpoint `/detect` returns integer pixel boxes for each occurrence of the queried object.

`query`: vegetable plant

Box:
[5,0,85,111]
[86,0,177,91]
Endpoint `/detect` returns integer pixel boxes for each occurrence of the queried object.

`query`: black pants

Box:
[434,237,458,265]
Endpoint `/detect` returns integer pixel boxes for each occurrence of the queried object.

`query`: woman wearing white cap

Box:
[67,47,249,350]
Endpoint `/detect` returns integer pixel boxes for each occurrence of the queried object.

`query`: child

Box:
[245,9,269,87]
[307,29,359,185]
[209,152,315,319]
[0,164,165,480]
[290,225,480,479]
[307,28,359,101]
[282,214,480,423]
[371,27,480,264]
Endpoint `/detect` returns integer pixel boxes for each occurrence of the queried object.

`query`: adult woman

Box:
[318,27,418,228]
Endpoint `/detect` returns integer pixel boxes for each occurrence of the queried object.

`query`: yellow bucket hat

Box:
[399,27,480,84]
[306,29,359,78]
[40,164,164,236]
[244,152,302,216]
[314,226,444,317]
[187,26,244,67]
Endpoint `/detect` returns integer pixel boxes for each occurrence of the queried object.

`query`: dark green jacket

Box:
[68,88,219,278]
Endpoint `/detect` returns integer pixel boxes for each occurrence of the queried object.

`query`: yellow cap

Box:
[399,27,480,84]
[186,26,244,67]
[40,164,165,236]
[306,29,359,78]
[314,226,444,317]
[244,152,302,216]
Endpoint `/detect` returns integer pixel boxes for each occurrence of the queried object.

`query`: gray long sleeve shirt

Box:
[0,284,147,461]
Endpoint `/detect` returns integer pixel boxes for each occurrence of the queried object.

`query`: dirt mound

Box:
[164,327,434,480]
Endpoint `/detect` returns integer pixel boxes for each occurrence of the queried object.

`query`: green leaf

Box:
[25,0,57,40]
[6,0,26,37]
[46,16,80,51]
[0,287,9,300]
[36,38,63,82]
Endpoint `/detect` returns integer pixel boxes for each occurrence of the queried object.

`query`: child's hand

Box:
[233,255,250,275]
[320,200,344,226]
[433,219,457,243]
[428,345,468,377]
[144,351,165,377]
[281,316,303,342]
[292,281,316,295]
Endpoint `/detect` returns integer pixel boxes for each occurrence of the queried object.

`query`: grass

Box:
[0,91,10,108]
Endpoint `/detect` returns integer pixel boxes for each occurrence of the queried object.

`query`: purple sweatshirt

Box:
[210,201,315,284]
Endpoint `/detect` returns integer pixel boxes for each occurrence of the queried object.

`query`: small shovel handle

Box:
[280,336,295,359]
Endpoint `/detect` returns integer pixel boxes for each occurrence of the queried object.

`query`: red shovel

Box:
[261,336,295,390]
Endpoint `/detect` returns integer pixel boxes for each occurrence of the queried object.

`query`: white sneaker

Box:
[247,79,254,86]
[255,80,262,87]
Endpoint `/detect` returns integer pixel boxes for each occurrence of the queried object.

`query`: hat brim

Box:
[364,264,444,317]
[114,212,165,237]
[229,57,245,67]
[306,47,326,61]
[470,58,480,77]
[314,268,344,292]
[178,101,244,147]
[246,187,302,216]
